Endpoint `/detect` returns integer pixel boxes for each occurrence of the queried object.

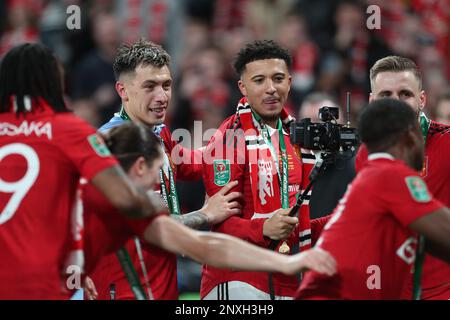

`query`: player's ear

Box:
[419,90,426,111]
[238,79,247,97]
[115,82,129,102]
[135,156,148,176]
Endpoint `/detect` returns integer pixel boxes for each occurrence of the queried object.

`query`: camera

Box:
[290,106,358,153]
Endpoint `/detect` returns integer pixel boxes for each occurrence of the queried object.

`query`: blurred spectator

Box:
[173,45,230,133]
[277,13,319,111]
[115,0,185,70]
[0,0,43,57]
[212,0,248,40]
[70,11,120,127]
[244,0,298,39]
[298,92,343,124]
[296,0,337,51]
[317,0,392,124]
[298,92,356,219]
[435,90,450,126]
[176,19,211,75]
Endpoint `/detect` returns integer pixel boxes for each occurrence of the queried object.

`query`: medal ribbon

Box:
[158,138,181,215]
[412,112,430,300]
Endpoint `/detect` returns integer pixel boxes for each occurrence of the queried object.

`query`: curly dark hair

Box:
[233,40,292,76]
[358,98,417,152]
[113,38,171,80]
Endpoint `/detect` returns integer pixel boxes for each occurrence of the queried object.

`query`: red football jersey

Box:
[82,184,158,275]
[355,121,450,299]
[0,104,118,299]
[296,156,443,300]
[201,114,313,298]
[87,126,197,300]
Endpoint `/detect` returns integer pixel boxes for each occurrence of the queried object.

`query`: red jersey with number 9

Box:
[0,102,118,299]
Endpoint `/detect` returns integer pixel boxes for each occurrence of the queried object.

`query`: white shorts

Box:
[202,281,293,300]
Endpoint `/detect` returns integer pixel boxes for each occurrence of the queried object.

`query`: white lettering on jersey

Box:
[258,159,274,205]
[396,237,417,265]
[288,184,300,193]
[0,121,52,140]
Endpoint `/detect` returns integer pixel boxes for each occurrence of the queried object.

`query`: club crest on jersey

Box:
[87,134,111,157]
[213,159,230,186]
[258,159,274,205]
[405,176,431,203]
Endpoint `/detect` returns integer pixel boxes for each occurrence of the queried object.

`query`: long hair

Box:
[0,43,68,115]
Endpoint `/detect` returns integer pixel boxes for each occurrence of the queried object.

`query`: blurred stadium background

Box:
[2,0,449,299]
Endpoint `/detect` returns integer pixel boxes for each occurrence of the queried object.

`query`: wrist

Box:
[197,209,211,226]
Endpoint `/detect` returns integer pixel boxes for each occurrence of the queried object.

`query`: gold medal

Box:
[278,241,290,254]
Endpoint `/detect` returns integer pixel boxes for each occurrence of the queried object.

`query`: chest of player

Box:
[239,138,303,218]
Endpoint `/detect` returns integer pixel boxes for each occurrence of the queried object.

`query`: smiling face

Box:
[117,64,172,128]
[238,58,291,126]
[370,71,426,115]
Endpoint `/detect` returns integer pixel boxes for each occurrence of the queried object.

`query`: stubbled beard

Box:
[259,112,281,125]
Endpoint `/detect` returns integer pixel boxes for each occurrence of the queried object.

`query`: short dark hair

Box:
[0,43,68,115]
[233,40,292,76]
[370,56,422,90]
[113,38,171,80]
[101,122,162,172]
[358,98,417,151]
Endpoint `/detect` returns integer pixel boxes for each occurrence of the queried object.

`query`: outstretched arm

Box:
[92,166,166,219]
[143,215,336,276]
[409,207,450,264]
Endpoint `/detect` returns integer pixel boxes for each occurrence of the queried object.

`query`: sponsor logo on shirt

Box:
[87,134,111,157]
[213,159,230,186]
[405,176,431,203]
[0,121,52,140]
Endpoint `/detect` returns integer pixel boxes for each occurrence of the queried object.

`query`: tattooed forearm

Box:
[171,211,210,230]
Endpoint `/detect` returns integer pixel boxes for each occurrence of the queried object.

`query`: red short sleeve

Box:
[54,114,118,180]
[381,166,444,227]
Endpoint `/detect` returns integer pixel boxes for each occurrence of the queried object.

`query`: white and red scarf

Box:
[236,97,313,251]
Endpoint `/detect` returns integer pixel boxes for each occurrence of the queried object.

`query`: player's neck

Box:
[262,117,279,129]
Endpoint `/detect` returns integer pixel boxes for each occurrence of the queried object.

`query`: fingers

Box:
[281,215,298,225]
[277,207,292,216]
[225,208,241,217]
[227,201,241,209]
[218,180,239,195]
[224,191,243,202]
[84,277,98,300]
[303,249,337,276]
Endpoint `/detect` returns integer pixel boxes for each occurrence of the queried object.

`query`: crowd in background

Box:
[1,0,450,297]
